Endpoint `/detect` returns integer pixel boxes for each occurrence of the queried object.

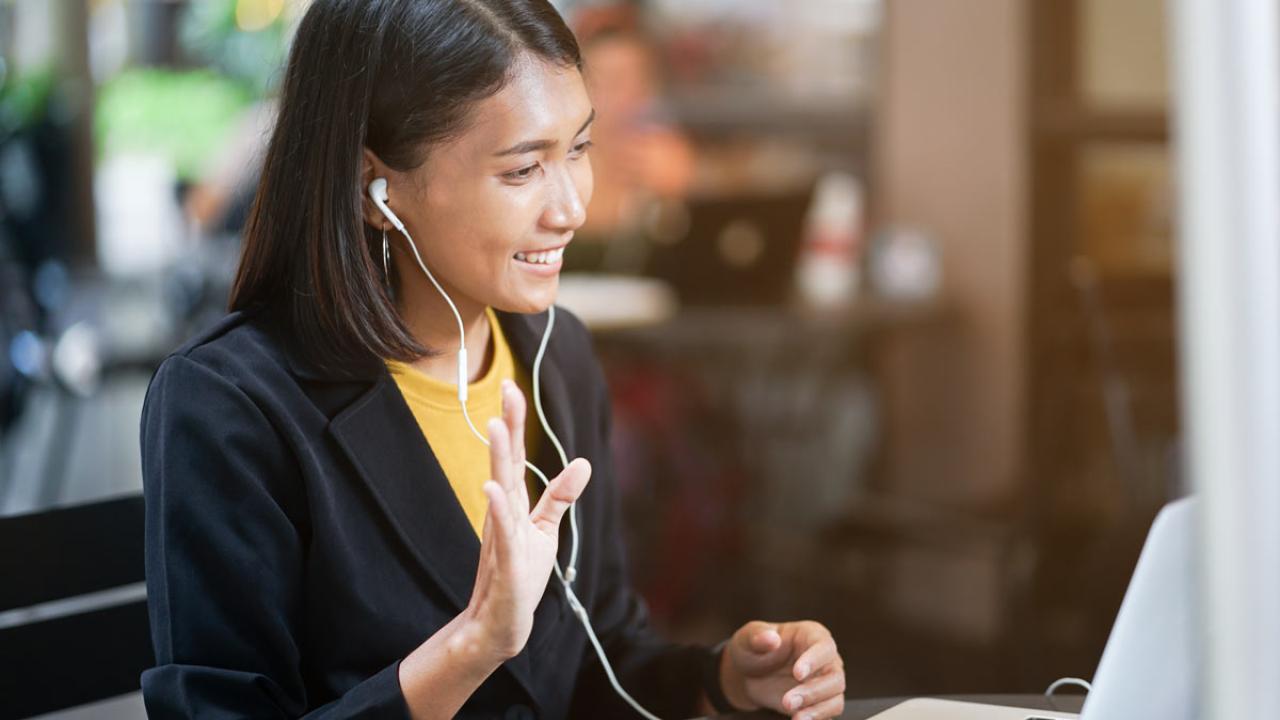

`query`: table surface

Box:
[39,691,1087,719]
[722,694,1086,720]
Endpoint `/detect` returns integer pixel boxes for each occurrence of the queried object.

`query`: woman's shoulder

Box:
[140,311,311,535]
[155,308,296,393]
[140,310,328,472]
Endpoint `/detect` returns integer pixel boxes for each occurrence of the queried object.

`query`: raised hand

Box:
[465,379,591,660]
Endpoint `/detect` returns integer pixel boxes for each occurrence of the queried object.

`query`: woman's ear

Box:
[360,147,392,230]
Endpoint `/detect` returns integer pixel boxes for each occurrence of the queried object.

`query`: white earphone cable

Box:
[1045,677,1092,698]
[381,203,662,720]
[531,306,581,582]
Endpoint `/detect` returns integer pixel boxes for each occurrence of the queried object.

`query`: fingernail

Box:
[797,662,810,679]
[787,693,803,710]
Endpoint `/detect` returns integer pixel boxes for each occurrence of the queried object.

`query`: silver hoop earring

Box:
[382,227,391,281]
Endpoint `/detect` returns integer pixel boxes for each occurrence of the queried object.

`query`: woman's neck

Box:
[395,274,492,385]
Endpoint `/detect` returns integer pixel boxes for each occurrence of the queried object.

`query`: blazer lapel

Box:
[267,309,482,613]
[306,309,586,715]
[328,374,482,614]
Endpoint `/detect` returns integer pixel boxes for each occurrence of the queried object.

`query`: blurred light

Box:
[94,154,185,278]
[718,219,765,268]
[0,141,40,218]
[235,0,285,32]
[868,227,942,302]
[52,322,102,397]
[33,260,69,313]
[9,331,45,378]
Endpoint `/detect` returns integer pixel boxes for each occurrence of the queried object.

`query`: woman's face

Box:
[368,55,595,316]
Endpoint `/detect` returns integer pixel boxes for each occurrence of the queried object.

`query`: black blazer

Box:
[139,306,714,719]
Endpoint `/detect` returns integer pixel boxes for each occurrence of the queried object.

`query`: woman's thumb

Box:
[530,458,591,532]
[729,621,785,675]
[746,624,782,654]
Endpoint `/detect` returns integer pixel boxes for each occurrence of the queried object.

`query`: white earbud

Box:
[368,176,388,202]
[368,177,405,234]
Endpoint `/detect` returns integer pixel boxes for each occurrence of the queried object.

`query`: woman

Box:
[140,1,845,718]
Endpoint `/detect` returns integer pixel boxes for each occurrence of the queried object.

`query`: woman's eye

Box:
[505,164,540,181]
[503,142,591,181]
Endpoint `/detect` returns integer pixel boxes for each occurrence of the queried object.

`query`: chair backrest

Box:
[0,494,153,719]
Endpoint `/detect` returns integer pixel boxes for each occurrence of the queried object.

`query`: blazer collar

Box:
[280,309,578,456]
[319,308,578,712]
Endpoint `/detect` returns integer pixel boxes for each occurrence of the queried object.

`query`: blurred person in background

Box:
[140,1,843,719]
[563,2,695,273]
[181,98,276,237]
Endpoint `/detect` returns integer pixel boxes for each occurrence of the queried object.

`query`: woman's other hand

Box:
[465,379,591,661]
[718,620,846,720]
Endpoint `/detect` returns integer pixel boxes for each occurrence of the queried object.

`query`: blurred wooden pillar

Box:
[873,0,1029,506]
[0,4,14,73]
[56,0,97,264]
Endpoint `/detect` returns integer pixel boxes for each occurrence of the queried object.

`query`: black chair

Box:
[0,495,152,719]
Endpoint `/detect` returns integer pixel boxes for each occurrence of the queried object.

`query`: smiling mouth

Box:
[513,247,565,265]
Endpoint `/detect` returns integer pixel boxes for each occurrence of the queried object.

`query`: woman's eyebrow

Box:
[493,108,596,157]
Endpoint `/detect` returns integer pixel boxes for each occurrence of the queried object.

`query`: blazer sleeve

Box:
[566,355,718,720]
[140,355,410,719]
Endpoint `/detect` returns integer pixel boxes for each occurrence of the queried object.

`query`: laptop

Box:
[871,496,1200,720]
[639,186,815,307]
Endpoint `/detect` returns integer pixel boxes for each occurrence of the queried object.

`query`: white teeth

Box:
[515,248,563,265]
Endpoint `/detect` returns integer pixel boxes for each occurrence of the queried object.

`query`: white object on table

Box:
[555,273,678,331]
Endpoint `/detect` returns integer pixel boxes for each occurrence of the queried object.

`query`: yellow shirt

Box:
[386,308,542,539]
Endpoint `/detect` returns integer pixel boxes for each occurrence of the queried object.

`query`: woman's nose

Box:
[542,167,587,232]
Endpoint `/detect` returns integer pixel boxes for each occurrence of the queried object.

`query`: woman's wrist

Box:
[457,602,526,663]
[700,640,755,714]
[717,642,757,711]
[397,610,509,719]
[453,605,520,665]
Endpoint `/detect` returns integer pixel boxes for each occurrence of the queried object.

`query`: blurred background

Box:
[0,0,1190,717]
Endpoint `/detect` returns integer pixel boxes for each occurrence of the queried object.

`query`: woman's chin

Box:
[497,281,559,315]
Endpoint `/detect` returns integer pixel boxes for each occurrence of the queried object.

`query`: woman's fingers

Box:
[481,480,514,566]
[783,667,846,715]
[790,692,844,720]
[500,381,531,514]
[529,458,591,535]
[501,381,527,467]
[791,625,839,681]
[487,417,526,522]
[487,417,512,491]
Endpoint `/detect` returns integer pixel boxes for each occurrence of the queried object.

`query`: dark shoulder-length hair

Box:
[228,0,582,369]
